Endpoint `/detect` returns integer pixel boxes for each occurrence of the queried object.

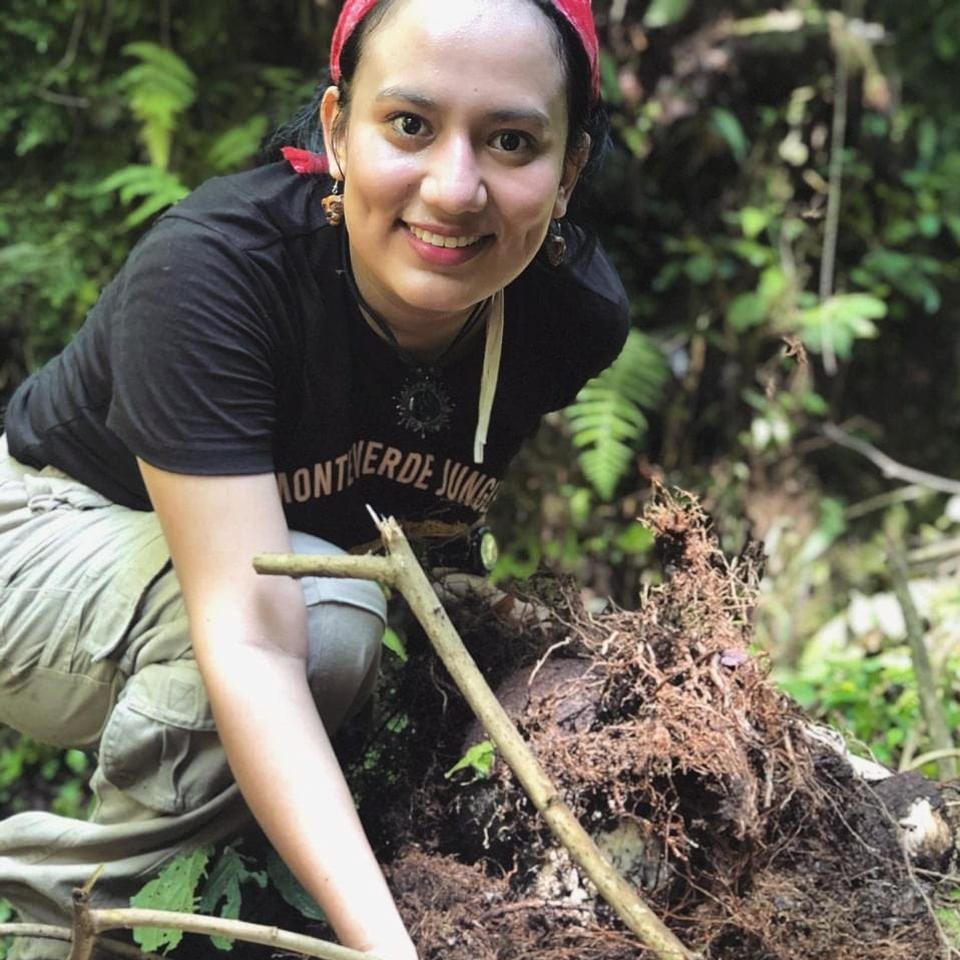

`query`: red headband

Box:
[329,0,600,101]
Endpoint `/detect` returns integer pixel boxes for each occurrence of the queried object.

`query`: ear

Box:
[319,85,345,180]
[553,133,591,219]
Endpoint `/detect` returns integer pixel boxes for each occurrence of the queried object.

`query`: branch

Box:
[905,748,960,773]
[887,544,957,781]
[35,89,91,108]
[822,423,960,496]
[36,6,90,109]
[4,889,380,960]
[88,908,375,960]
[255,512,699,960]
[818,11,850,376]
[253,553,398,586]
[0,923,163,960]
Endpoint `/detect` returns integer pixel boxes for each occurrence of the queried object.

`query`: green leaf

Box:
[614,523,655,555]
[799,294,885,360]
[64,749,89,775]
[684,253,715,284]
[445,740,496,780]
[757,266,787,304]
[711,108,749,164]
[800,390,829,416]
[266,850,325,921]
[740,207,769,239]
[598,50,623,106]
[797,498,847,566]
[644,0,692,29]
[198,844,268,950]
[130,846,211,953]
[381,627,408,663]
[727,292,766,332]
[207,116,270,172]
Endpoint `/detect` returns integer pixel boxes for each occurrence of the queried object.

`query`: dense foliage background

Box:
[1,0,959,945]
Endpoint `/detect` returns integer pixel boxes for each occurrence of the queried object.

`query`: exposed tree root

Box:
[352,486,956,960]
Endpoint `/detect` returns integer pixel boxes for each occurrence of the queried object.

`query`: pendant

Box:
[394,368,454,438]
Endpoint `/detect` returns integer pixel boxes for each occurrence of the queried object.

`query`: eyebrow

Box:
[375,87,552,128]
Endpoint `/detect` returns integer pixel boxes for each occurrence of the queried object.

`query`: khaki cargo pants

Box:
[0,436,386,959]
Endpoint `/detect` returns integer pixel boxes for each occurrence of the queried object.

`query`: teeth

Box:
[409,225,481,248]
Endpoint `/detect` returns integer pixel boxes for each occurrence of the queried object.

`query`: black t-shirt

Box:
[5,162,628,549]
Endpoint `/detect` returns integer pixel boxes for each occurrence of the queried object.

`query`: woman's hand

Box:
[357,931,420,960]
[138,461,415,957]
[432,570,552,630]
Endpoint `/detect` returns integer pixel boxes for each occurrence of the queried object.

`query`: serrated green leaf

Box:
[130,846,211,953]
[198,844,267,950]
[266,851,325,921]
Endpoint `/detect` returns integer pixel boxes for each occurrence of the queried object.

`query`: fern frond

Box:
[564,329,669,500]
[207,115,270,171]
[119,42,197,169]
[96,165,189,226]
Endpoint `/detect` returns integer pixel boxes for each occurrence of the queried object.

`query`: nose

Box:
[420,135,487,215]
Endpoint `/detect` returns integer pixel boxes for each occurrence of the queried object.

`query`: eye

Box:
[491,131,533,153]
[389,113,428,138]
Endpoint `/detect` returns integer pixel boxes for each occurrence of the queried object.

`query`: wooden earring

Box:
[322,180,344,226]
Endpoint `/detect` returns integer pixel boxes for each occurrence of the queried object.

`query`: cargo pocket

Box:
[98,660,232,816]
[0,473,173,747]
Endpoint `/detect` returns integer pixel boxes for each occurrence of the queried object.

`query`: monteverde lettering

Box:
[275,439,501,512]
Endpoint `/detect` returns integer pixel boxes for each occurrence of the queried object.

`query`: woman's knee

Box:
[287,531,386,732]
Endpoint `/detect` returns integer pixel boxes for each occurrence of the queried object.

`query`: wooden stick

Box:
[87,907,376,960]
[3,894,378,960]
[255,513,699,960]
[0,922,164,960]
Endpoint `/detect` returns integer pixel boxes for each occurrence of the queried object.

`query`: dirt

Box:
[346,486,956,960]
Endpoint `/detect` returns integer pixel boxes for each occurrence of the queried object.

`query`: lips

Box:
[407,224,483,249]
[403,221,490,267]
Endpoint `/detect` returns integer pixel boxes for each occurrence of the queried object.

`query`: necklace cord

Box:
[339,231,504,462]
[474,289,504,464]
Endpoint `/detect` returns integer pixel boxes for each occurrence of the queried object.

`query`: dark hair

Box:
[265,0,609,204]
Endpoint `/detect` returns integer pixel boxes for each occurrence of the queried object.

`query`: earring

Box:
[545,219,566,267]
[322,179,344,226]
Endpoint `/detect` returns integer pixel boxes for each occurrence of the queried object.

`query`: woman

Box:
[0,0,628,957]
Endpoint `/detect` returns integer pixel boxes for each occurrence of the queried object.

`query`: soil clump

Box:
[349,487,955,960]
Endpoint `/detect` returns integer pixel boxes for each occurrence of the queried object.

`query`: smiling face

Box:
[321,0,584,343]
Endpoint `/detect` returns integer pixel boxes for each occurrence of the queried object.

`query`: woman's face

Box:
[321,0,583,332]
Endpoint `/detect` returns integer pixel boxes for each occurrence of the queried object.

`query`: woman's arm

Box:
[139,461,417,960]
